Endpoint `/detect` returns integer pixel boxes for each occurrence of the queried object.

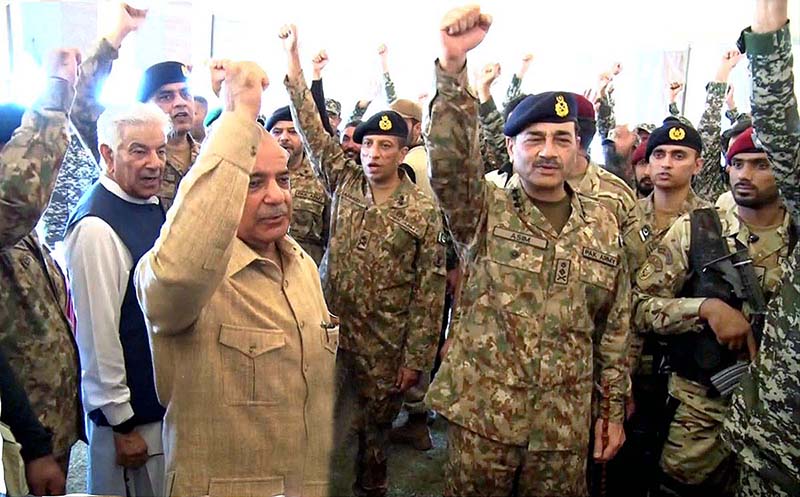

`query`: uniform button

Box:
[21,256,32,268]
[284,280,289,288]
[250,145,257,157]
[299,320,305,329]
[249,345,257,354]
[510,249,520,258]
[303,364,309,373]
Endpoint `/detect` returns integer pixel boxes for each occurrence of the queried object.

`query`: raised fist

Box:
[219,61,269,121]
[278,24,299,54]
[439,5,493,73]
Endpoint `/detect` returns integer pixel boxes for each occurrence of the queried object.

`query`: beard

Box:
[733,183,780,208]
[635,177,654,197]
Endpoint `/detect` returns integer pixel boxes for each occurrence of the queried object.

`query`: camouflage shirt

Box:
[423,62,630,450]
[0,78,73,249]
[478,97,507,174]
[0,233,80,461]
[289,154,330,265]
[286,72,445,373]
[0,78,81,461]
[694,82,730,203]
[70,37,118,163]
[159,134,201,211]
[637,189,711,257]
[722,22,800,486]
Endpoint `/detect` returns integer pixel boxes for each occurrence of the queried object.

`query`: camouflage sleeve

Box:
[632,214,707,335]
[597,94,616,140]
[725,107,740,125]
[348,100,370,122]
[693,82,728,202]
[424,61,487,253]
[383,72,397,104]
[71,38,119,163]
[0,78,73,249]
[744,22,800,217]
[668,102,681,117]
[478,96,508,173]
[598,252,632,423]
[501,74,522,111]
[286,72,359,197]
[403,212,447,372]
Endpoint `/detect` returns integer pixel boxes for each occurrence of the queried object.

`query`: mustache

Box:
[533,159,561,168]
[257,205,289,218]
[734,181,755,189]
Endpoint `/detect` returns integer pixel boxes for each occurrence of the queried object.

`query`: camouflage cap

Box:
[390,99,422,122]
[634,123,656,134]
[325,98,342,117]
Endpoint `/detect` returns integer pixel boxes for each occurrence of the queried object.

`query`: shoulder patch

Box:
[492,226,548,249]
[437,231,448,245]
[582,247,619,268]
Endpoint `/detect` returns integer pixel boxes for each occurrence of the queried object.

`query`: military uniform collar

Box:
[388,174,416,209]
[639,188,707,218]
[510,182,587,237]
[725,206,793,246]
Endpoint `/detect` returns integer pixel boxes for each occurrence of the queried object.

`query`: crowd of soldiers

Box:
[0,1,797,496]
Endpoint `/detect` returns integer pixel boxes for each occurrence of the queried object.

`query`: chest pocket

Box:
[574,248,619,327]
[218,325,287,406]
[291,191,326,241]
[374,213,424,313]
[484,226,546,318]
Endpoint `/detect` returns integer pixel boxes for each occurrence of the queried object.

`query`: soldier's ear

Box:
[100,143,115,174]
[693,155,704,176]
[506,135,515,159]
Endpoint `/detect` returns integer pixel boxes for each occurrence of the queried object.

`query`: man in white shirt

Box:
[64,103,170,497]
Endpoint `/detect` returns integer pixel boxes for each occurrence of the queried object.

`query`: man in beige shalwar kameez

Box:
[135,60,337,497]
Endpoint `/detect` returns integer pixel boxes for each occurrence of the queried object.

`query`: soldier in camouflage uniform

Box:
[137,60,201,211]
[265,106,330,265]
[721,2,800,495]
[635,124,792,496]
[0,49,82,489]
[693,50,746,204]
[281,25,445,497]
[424,7,630,496]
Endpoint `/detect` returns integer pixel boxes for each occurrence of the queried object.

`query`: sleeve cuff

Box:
[97,37,121,60]
[100,401,134,427]
[479,98,498,118]
[204,112,263,173]
[705,81,728,97]
[434,59,473,98]
[742,22,792,56]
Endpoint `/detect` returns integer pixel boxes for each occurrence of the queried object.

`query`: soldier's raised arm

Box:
[595,64,620,139]
[477,62,509,172]
[425,6,492,251]
[0,49,78,248]
[282,24,357,197]
[744,0,799,217]
[694,50,743,202]
[72,3,146,161]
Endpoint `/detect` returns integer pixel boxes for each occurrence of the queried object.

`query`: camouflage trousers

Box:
[444,423,588,497]
[333,349,404,497]
[736,464,790,497]
[660,376,735,489]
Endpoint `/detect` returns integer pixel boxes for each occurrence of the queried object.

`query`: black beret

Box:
[504,92,577,137]
[353,111,408,144]
[138,61,190,103]
[265,106,292,131]
[645,117,703,161]
[0,103,26,144]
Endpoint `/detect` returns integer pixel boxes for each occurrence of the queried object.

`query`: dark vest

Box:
[670,208,742,388]
[67,181,166,427]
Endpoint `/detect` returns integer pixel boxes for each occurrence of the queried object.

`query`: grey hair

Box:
[97,103,172,159]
